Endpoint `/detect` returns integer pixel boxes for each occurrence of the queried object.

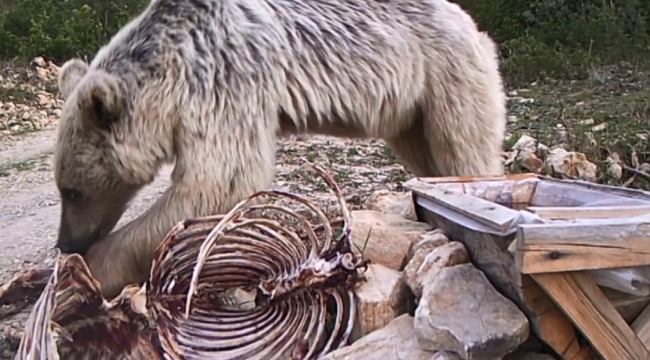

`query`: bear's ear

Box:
[76,71,126,132]
[58,59,89,100]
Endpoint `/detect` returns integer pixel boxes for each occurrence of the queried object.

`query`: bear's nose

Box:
[56,241,80,254]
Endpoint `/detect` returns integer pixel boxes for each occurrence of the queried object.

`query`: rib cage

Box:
[6,161,368,360]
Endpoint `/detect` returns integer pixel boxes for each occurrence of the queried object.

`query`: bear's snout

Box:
[56,222,99,256]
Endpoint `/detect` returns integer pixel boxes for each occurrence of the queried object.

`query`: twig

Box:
[623,165,650,182]
[622,174,637,187]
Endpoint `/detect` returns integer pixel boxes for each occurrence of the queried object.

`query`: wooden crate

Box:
[405,174,650,360]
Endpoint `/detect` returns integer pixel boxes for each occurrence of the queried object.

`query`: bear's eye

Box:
[61,188,83,203]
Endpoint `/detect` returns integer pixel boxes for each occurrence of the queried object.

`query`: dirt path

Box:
[0,128,175,284]
[0,61,411,357]
[0,132,406,277]
[0,126,407,280]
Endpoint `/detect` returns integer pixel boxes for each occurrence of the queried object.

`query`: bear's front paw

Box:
[84,239,133,300]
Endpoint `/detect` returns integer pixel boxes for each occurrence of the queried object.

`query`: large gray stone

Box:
[414,264,529,360]
[321,314,435,360]
[350,210,431,270]
[403,235,469,299]
[351,263,413,341]
[364,190,417,221]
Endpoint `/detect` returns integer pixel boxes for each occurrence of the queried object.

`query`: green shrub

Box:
[0,0,647,85]
[458,0,650,84]
[0,0,145,63]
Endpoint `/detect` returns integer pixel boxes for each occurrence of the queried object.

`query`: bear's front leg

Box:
[83,182,243,298]
[83,233,142,298]
[84,108,279,298]
[85,168,276,298]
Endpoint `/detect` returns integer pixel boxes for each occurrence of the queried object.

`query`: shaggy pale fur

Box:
[54,0,507,298]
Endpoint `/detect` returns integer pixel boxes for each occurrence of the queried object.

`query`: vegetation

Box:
[0,0,649,183]
[0,0,147,64]
[457,0,650,86]
[0,0,648,86]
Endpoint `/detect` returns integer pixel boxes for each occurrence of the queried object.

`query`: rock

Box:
[543,147,597,182]
[433,351,463,360]
[351,263,413,341]
[605,153,623,181]
[503,351,556,360]
[403,234,469,299]
[0,61,62,135]
[592,123,607,132]
[228,287,257,311]
[405,229,449,264]
[512,135,537,152]
[536,143,549,160]
[518,151,544,174]
[509,135,544,174]
[321,314,435,360]
[414,264,529,360]
[35,67,49,80]
[364,190,417,221]
[640,163,650,174]
[31,56,46,67]
[37,93,52,107]
[350,210,431,271]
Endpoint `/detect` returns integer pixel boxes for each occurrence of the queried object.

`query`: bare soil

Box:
[0,61,648,357]
[0,131,408,284]
[0,127,410,357]
[0,65,413,358]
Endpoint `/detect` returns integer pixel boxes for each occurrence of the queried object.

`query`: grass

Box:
[0,86,36,103]
[503,62,650,187]
[0,154,50,177]
[0,48,647,189]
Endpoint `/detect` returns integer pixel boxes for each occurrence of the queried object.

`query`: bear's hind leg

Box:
[387,96,505,179]
[385,113,440,177]
[418,42,507,178]
[420,95,505,177]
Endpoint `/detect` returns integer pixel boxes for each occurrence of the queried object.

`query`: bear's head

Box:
[53,58,145,255]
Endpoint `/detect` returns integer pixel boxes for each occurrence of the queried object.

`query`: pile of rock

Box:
[502,134,598,182]
[29,57,60,81]
[0,57,62,135]
[322,191,554,360]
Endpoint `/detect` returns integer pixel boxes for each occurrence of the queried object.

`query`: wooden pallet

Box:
[406,174,650,360]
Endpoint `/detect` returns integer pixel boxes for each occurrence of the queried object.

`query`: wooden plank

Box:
[602,287,650,323]
[413,173,538,184]
[516,220,650,274]
[632,302,650,351]
[533,271,650,360]
[517,274,585,359]
[527,205,650,220]
[420,180,538,212]
[541,177,650,202]
[405,178,519,232]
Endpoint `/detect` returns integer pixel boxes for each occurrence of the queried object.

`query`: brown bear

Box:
[54,0,507,298]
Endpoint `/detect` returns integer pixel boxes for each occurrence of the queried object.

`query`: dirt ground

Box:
[0,62,415,357]
[0,131,410,357]
[0,130,408,287]
[0,60,648,356]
